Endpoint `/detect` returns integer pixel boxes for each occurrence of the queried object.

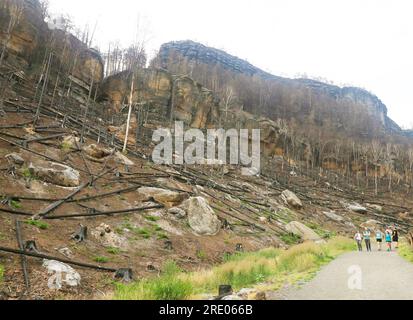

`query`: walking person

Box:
[376,229,383,251]
[392,228,399,249]
[385,230,392,252]
[354,231,363,252]
[363,228,372,252]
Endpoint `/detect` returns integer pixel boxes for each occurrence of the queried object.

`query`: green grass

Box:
[114,237,356,300]
[145,216,160,222]
[107,247,121,255]
[281,233,302,245]
[10,200,22,209]
[398,240,413,262]
[93,256,110,263]
[306,222,336,240]
[115,261,193,300]
[0,265,4,284]
[25,219,49,230]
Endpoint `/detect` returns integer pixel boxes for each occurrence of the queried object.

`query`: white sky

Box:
[48,0,413,128]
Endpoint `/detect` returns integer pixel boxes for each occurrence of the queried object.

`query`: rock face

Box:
[0,0,47,67]
[281,190,303,209]
[98,69,220,129]
[181,197,221,236]
[159,40,403,135]
[159,40,276,79]
[285,221,323,243]
[0,0,104,87]
[347,203,367,214]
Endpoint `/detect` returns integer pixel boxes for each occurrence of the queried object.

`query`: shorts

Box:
[376,239,382,243]
[393,238,399,242]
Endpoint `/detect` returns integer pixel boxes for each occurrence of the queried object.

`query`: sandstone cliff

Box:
[98,68,220,129]
[159,40,403,136]
[0,0,103,89]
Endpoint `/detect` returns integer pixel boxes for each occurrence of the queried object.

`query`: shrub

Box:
[25,219,49,230]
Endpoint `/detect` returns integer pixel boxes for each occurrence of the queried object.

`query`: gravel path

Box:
[280,245,413,300]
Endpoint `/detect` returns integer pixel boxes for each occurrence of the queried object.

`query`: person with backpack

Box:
[385,230,392,252]
[363,228,372,252]
[354,231,363,252]
[392,228,399,249]
[376,229,383,251]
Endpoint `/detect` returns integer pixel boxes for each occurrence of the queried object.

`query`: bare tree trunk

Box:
[123,72,135,153]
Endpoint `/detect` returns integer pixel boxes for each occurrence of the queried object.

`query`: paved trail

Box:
[281,245,413,300]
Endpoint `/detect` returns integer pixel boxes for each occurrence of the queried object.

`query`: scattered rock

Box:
[347,203,367,213]
[361,219,382,230]
[26,162,80,187]
[221,295,243,301]
[57,247,74,259]
[168,207,187,219]
[5,153,25,166]
[323,211,344,222]
[281,190,303,209]
[285,221,324,243]
[366,204,383,212]
[43,260,81,290]
[113,151,134,166]
[237,288,257,299]
[62,135,80,149]
[138,187,188,208]
[91,223,128,249]
[83,144,113,159]
[181,197,221,236]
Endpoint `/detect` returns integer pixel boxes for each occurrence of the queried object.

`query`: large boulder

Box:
[347,203,367,214]
[181,197,221,236]
[323,211,344,222]
[285,221,323,243]
[281,190,303,209]
[138,187,188,208]
[26,162,80,187]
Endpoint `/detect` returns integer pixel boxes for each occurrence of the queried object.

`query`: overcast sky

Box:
[48,0,413,128]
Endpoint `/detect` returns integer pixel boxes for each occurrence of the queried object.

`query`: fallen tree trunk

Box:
[0,246,117,272]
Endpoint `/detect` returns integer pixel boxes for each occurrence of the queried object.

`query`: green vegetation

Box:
[10,199,22,209]
[306,222,336,240]
[21,167,34,179]
[196,250,207,260]
[0,265,4,284]
[94,256,110,263]
[281,233,302,245]
[115,261,193,300]
[25,219,49,230]
[60,141,72,152]
[145,215,160,222]
[398,240,413,263]
[114,237,355,300]
[107,247,121,255]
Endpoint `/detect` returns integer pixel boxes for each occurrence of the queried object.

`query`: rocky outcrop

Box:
[159,40,277,80]
[0,0,103,87]
[0,0,47,67]
[98,68,220,129]
[159,40,402,135]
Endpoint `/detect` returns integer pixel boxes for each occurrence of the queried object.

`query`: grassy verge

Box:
[114,237,355,300]
[398,240,413,262]
[0,265,4,284]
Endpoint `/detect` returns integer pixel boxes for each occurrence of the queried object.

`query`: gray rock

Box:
[5,153,25,166]
[281,190,303,209]
[285,221,324,243]
[348,203,367,213]
[28,162,80,187]
[182,197,221,236]
[138,187,188,208]
[168,207,187,219]
[323,211,344,222]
